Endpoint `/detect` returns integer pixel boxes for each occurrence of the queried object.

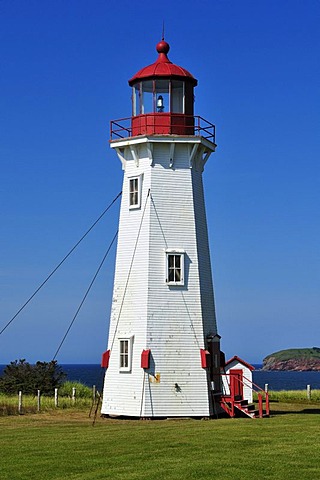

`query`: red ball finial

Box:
[156,40,170,55]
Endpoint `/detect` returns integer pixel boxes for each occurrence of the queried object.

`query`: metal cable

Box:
[151,193,201,348]
[0,192,122,337]
[52,230,118,361]
[109,189,151,352]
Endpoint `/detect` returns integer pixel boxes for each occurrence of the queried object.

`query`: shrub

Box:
[0,359,66,395]
[59,381,92,398]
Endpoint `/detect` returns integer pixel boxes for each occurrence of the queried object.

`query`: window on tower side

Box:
[119,338,133,372]
[120,340,128,369]
[166,250,185,286]
[129,176,141,209]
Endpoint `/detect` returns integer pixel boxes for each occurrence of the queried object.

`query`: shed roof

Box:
[225,355,255,371]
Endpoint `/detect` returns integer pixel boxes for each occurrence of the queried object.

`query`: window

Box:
[141,80,154,114]
[129,176,141,209]
[119,338,133,372]
[166,250,185,286]
[155,79,169,113]
[171,80,184,113]
[133,79,185,115]
[133,84,141,116]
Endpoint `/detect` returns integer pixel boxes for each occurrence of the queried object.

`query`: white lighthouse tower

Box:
[101,39,221,418]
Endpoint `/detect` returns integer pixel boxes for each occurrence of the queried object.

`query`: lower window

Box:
[119,338,133,372]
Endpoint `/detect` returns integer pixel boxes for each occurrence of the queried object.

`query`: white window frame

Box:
[128,175,142,210]
[119,337,133,372]
[165,249,185,286]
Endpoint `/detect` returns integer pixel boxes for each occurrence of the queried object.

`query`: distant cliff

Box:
[262,347,320,371]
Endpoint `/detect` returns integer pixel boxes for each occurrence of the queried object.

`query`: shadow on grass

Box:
[270,408,320,416]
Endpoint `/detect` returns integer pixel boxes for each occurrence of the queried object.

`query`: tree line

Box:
[0,359,66,395]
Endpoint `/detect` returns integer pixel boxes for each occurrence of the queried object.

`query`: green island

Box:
[263,347,320,371]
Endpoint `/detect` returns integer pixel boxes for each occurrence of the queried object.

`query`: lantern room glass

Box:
[171,80,184,113]
[155,80,169,113]
[132,80,185,116]
[141,80,153,114]
[133,84,140,115]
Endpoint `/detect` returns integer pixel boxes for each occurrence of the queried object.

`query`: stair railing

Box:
[241,374,270,417]
[220,373,269,418]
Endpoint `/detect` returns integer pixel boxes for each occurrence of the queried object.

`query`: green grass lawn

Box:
[0,403,319,480]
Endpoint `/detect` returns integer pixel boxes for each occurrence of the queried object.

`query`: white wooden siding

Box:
[102,137,217,417]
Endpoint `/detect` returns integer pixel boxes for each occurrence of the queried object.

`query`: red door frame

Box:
[230,369,243,400]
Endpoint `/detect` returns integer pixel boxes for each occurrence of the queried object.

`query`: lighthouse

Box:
[101,39,221,418]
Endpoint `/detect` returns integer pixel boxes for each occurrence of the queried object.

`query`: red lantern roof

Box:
[128,40,198,86]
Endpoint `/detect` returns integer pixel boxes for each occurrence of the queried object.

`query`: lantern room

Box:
[110,39,215,143]
[128,39,197,136]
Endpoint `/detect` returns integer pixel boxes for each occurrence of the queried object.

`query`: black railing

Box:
[110,114,216,143]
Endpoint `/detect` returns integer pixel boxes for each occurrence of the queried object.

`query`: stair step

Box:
[234,403,260,418]
[251,410,260,417]
[219,397,269,419]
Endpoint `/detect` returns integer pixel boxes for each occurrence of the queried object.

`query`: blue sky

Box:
[1,0,319,364]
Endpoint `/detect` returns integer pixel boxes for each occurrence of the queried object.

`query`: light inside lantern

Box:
[157,95,164,112]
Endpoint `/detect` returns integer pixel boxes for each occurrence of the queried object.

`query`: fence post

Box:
[306,384,311,400]
[258,393,263,418]
[72,387,76,404]
[54,388,59,407]
[37,390,41,412]
[92,385,96,402]
[264,383,268,393]
[18,391,23,414]
[265,392,270,417]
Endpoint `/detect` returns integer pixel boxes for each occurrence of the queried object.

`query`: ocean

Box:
[1,364,320,391]
[251,365,320,391]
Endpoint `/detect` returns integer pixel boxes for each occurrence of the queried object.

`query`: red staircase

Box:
[218,374,269,419]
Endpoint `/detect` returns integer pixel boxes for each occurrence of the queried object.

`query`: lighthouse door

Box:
[230,369,243,400]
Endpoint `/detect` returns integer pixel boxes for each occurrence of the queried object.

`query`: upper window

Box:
[166,250,185,286]
[119,338,133,372]
[129,176,141,209]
